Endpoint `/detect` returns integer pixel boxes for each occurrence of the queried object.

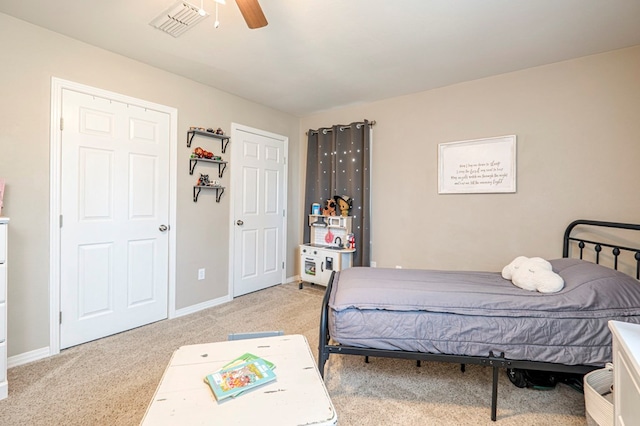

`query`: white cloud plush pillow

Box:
[502,256,564,293]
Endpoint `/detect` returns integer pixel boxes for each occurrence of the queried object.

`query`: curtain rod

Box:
[306,120,376,136]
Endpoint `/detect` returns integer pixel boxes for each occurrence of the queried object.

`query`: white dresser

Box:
[609,320,640,426]
[0,217,8,400]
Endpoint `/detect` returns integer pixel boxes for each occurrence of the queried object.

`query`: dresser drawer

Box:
[0,341,6,383]
[0,224,6,263]
[0,303,5,342]
[0,264,5,303]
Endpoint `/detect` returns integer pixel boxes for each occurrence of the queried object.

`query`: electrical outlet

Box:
[198,268,205,280]
[370,261,377,268]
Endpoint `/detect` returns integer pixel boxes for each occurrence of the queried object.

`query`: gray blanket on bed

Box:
[330,258,640,318]
[328,259,640,365]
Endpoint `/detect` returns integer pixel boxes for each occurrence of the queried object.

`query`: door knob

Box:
[159,224,168,232]
[236,220,244,226]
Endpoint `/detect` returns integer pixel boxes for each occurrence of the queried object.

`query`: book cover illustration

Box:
[205,358,276,401]
[220,352,275,371]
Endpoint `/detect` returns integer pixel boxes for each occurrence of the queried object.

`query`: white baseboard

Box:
[11,284,299,368]
[7,297,232,367]
[8,346,51,368]
[173,294,232,318]
[175,279,301,319]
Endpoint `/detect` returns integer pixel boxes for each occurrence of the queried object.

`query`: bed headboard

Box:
[562,219,640,279]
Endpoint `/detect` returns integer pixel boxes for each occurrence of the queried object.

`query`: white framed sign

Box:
[438,135,516,194]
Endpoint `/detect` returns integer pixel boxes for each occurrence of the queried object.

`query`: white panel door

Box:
[233,128,286,297]
[60,89,170,349]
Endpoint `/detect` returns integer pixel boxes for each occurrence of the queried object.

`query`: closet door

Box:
[232,125,287,297]
[60,89,170,349]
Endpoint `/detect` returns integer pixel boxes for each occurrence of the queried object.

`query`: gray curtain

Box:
[304,120,371,266]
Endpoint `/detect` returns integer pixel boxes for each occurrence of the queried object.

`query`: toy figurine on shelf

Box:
[334,195,353,217]
[347,233,356,250]
[193,147,215,159]
[322,198,336,216]
[215,128,225,135]
[198,173,210,186]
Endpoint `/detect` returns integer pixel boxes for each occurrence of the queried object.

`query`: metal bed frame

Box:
[317,219,640,421]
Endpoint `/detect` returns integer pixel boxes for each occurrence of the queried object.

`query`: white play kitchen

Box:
[299,208,355,288]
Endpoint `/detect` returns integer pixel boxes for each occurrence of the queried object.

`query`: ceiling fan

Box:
[235,0,268,29]
[151,0,267,37]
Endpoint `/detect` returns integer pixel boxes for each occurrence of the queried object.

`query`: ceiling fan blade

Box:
[235,0,268,29]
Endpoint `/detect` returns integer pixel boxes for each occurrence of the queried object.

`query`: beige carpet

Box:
[0,282,588,425]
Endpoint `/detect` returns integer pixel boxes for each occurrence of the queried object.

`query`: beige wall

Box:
[0,13,301,357]
[2,10,639,360]
[300,45,640,272]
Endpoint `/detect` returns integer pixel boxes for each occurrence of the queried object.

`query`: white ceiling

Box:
[2,0,640,116]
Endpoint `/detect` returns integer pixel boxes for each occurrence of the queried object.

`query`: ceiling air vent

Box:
[150,1,209,38]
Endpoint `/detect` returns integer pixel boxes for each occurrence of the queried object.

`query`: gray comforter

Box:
[328,259,640,365]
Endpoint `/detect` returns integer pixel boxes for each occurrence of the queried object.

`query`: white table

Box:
[141,334,337,425]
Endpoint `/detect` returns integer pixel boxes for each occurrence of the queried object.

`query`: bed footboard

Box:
[317,271,334,377]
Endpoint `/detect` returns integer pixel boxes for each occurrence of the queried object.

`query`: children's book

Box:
[204,358,276,401]
[220,352,275,371]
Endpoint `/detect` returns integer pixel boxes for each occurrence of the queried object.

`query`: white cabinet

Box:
[609,320,640,426]
[0,217,8,400]
[299,245,353,287]
[299,214,355,287]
